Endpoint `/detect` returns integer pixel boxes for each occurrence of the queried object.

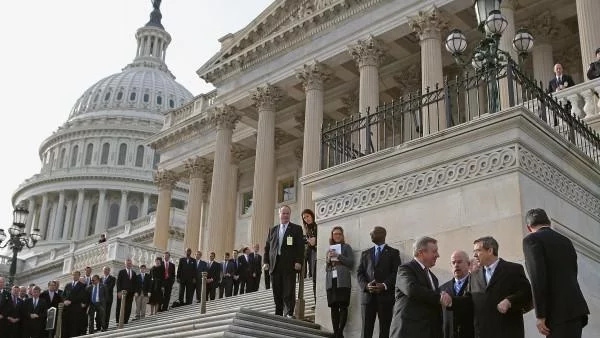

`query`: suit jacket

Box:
[86,283,107,308]
[101,274,116,301]
[137,273,152,295]
[40,290,63,310]
[163,261,176,285]
[117,268,138,294]
[356,244,401,304]
[548,74,575,92]
[23,297,48,336]
[441,277,474,338]
[389,259,442,338]
[463,259,532,338]
[63,280,88,308]
[1,295,23,320]
[195,260,209,281]
[206,261,222,287]
[587,61,600,80]
[523,227,589,326]
[237,255,252,281]
[221,259,237,280]
[177,257,198,283]
[250,252,262,278]
[264,222,304,275]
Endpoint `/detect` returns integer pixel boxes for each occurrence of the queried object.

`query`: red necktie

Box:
[164,263,169,279]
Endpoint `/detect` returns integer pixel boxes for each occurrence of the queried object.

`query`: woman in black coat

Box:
[148,257,165,315]
[302,208,317,303]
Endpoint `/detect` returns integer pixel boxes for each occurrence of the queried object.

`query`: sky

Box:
[0,0,272,232]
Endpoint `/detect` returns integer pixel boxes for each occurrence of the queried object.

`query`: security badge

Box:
[286,236,293,246]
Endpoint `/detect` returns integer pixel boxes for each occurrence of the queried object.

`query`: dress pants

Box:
[134,294,148,318]
[88,302,106,333]
[219,277,233,298]
[271,259,297,316]
[115,292,134,324]
[548,316,587,338]
[265,271,271,290]
[178,281,195,305]
[361,295,393,338]
[103,297,113,329]
[162,282,173,311]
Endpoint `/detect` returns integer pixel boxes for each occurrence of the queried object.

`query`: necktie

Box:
[374,246,381,264]
[278,224,287,254]
[483,267,490,285]
[424,268,435,290]
[141,273,144,282]
[92,285,97,303]
[34,298,37,308]
[13,296,16,306]
[164,263,169,278]
[454,279,462,295]
[50,292,54,302]
[128,269,131,279]
[224,261,228,273]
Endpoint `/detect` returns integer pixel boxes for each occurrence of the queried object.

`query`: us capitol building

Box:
[3,0,600,337]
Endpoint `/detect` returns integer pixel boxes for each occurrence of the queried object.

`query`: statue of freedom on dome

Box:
[152,0,161,10]
[147,0,164,29]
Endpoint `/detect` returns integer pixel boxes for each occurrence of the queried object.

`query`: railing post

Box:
[200,272,207,314]
[364,107,372,155]
[444,77,452,128]
[118,290,127,329]
[295,243,306,320]
[506,61,516,107]
[54,303,63,338]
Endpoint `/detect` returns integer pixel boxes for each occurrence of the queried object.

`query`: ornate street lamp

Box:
[0,206,40,287]
[444,0,535,113]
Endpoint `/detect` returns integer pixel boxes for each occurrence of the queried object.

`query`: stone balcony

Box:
[163,89,217,129]
[553,77,600,131]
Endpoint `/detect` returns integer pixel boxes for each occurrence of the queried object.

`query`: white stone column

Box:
[349,36,385,151]
[296,61,330,212]
[225,150,243,251]
[94,189,107,234]
[199,187,210,251]
[250,85,282,247]
[206,106,239,256]
[25,197,36,234]
[409,6,447,134]
[62,199,74,240]
[153,170,178,250]
[498,0,518,110]
[54,191,66,240]
[72,189,85,240]
[183,157,209,252]
[38,194,49,239]
[142,193,150,216]
[118,191,128,226]
[576,0,600,80]
[530,13,557,87]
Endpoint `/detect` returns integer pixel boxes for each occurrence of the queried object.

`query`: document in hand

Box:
[329,244,342,261]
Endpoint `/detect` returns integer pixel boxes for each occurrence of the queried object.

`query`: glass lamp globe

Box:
[485,10,508,35]
[8,224,22,236]
[30,229,41,242]
[445,29,468,55]
[474,0,502,26]
[513,28,534,54]
[0,229,6,242]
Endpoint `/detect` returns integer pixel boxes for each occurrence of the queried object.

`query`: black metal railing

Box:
[321,60,600,169]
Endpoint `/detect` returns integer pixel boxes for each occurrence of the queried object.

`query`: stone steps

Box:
[88,280,324,338]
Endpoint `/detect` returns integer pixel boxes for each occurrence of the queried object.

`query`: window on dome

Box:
[116,91,123,100]
[135,145,144,167]
[59,148,66,169]
[100,143,110,165]
[48,152,55,169]
[85,143,93,165]
[128,205,139,221]
[129,92,137,101]
[169,99,175,108]
[104,92,111,101]
[143,93,150,103]
[118,143,127,165]
[156,96,162,105]
[88,204,98,236]
[108,203,119,228]
[93,94,99,103]
[70,145,79,167]
[152,152,160,169]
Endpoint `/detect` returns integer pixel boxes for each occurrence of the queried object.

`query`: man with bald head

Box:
[549,63,575,92]
[440,250,474,338]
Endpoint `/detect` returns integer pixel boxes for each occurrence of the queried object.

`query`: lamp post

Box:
[444,0,534,113]
[0,206,41,287]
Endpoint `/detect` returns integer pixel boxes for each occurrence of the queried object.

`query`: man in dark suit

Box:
[206,252,221,301]
[2,286,23,338]
[231,249,241,296]
[23,285,48,338]
[465,236,532,338]
[62,271,88,338]
[116,258,138,325]
[264,205,304,318]
[177,248,197,305]
[238,247,253,294]
[440,250,473,338]
[548,63,576,92]
[100,266,116,330]
[135,264,152,319]
[219,252,236,298]
[194,250,208,302]
[250,244,263,292]
[40,280,63,336]
[162,251,176,311]
[523,208,589,338]
[356,226,401,338]
[389,236,442,338]
[87,275,108,333]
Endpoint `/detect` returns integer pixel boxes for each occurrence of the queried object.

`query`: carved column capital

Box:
[296,61,331,91]
[348,35,386,68]
[251,84,283,111]
[231,144,250,165]
[184,157,211,179]
[153,170,178,190]
[208,105,240,130]
[528,12,558,44]
[409,6,448,41]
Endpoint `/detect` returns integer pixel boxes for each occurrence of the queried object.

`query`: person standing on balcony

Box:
[161,251,175,311]
[357,226,401,338]
[302,209,318,305]
[149,257,165,315]
[177,248,197,306]
[522,209,589,338]
[586,48,600,80]
[549,63,576,92]
[326,226,354,338]
[264,205,304,318]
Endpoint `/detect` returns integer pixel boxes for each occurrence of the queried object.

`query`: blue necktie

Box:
[374,246,381,264]
[92,285,97,304]
[454,280,462,295]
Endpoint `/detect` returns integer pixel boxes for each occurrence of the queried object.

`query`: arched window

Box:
[70,145,79,167]
[143,93,150,103]
[88,203,98,236]
[129,92,136,101]
[116,91,123,100]
[104,92,111,101]
[169,99,175,108]
[135,145,144,167]
[156,96,162,105]
[48,151,55,169]
[108,203,119,228]
[118,143,127,165]
[59,148,66,168]
[85,143,93,165]
[153,152,160,169]
[100,143,110,164]
[128,205,139,221]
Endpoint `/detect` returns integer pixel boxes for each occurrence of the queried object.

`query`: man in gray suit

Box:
[87,275,108,333]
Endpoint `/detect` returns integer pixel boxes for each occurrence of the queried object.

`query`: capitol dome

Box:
[11,3,190,246]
